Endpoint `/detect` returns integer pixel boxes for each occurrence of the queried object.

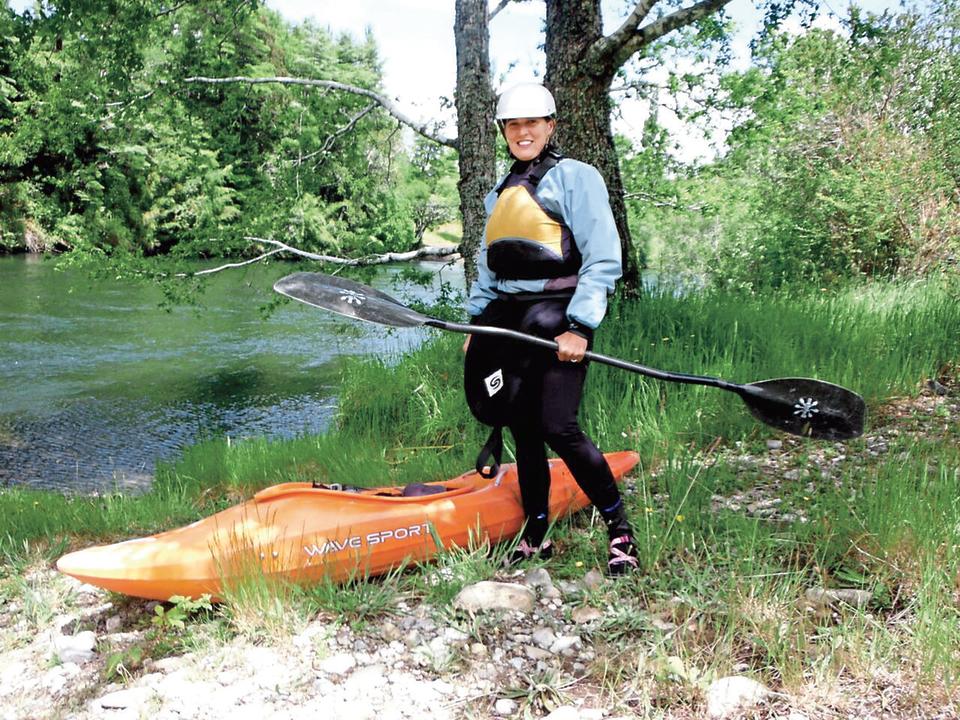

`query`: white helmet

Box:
[495,83,557,121]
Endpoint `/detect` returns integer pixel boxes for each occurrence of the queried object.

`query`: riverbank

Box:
[1,380,957,720]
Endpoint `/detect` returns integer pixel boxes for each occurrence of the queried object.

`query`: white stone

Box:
[105,614,123,633]
[495,697,518,715]
[98,687,154,709]
[705,676,771,719]
[524,644,553,660]
[53,630,97,664]
[532,627,558,649]
[550,635,582,655]
[544,706,580,720]
[453,581,536,613]
[319,652,357,676]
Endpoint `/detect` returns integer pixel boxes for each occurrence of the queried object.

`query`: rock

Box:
[557,580,583,599]
[53,630,97,664]
[453,581,536,614]
[544,707,580,720]
[805,587,873,609]
[582,570,605,590]
[105,615,123,634]
[571,606,603,624]
[494,698,518,715]
[152,655,188,673]
[524,568,561,598]
[443,627,470,643]
[532,627,558,650]
[705,676,771,719]
[380,621,403,643]
[524,644,552,660]
[550,635,581,655]
[413,636,454,669]
[766,439,783,450]
[319,652,357,676]
[98,687,153,710]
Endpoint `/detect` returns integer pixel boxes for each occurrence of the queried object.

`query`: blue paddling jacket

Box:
[467,149,622,331]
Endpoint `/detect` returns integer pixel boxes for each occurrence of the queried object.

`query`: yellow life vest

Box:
[484,151,581,281]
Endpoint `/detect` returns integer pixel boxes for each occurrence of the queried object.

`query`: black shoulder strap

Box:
[494,148,564,195]
[475,426,504,479]
[527,148,563,189]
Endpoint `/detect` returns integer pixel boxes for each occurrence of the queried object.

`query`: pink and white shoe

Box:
[607,535,639,576]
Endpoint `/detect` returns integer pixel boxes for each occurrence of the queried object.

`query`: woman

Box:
[464,82,638,576]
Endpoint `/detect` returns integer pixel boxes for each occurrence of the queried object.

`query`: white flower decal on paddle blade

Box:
[340,290,366,306]
[793,397,820,419]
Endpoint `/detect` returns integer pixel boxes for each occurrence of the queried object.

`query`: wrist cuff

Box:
[567,320,593,340]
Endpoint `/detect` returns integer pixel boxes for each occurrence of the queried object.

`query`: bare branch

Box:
[155,1,191,18]
[184,75,458,149]
[623,190,706,211]
[488,0,513,21]
[488,0,534,21]
[177,238,460,278]
[595,0,657,62]
[295,102,377,166]
[244,237,460,266]
[180,248,285,277]
[592,0,734,73]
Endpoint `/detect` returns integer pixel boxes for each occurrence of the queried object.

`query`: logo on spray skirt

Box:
[484,369,504,397]
[793,397,820,419]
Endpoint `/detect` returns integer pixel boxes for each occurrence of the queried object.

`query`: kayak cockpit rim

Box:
[253,478,479,504]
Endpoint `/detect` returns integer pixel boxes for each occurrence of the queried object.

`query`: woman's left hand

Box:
[555,331,588,363]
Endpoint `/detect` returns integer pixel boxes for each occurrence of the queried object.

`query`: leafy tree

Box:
[0,0,436,270]
[667,3,960,289]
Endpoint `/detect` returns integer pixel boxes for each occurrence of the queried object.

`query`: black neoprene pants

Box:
[486,297,630,545]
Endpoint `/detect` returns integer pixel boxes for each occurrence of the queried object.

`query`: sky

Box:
[263,0,912,160]
[8,0,915,160]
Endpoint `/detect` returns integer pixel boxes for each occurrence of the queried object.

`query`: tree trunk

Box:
[454,0,497,290]
[544,0,644,290]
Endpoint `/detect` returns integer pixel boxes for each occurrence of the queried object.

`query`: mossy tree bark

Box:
[454,0,497,289]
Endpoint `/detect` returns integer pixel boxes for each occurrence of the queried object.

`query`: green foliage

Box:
[0,1,452,265]
[638,3,960,289]
[151,594,214,632]
[726,6,959,287]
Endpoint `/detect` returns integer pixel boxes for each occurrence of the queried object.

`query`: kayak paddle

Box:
[274,272,866,441]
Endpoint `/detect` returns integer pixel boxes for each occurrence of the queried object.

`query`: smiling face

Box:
[502,117,556,162]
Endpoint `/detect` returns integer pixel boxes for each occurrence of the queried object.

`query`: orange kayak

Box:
[56,451,639,601]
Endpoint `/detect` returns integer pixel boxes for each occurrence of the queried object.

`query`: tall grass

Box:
[2,276,958,555]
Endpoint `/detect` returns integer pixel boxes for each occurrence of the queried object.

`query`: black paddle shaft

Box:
[274,272,867,441]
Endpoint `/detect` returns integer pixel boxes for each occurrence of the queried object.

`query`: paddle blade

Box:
[740,378,866,440]
[273,272,429,328]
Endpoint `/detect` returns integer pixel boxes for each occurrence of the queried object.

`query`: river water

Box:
[0,255,460,493]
